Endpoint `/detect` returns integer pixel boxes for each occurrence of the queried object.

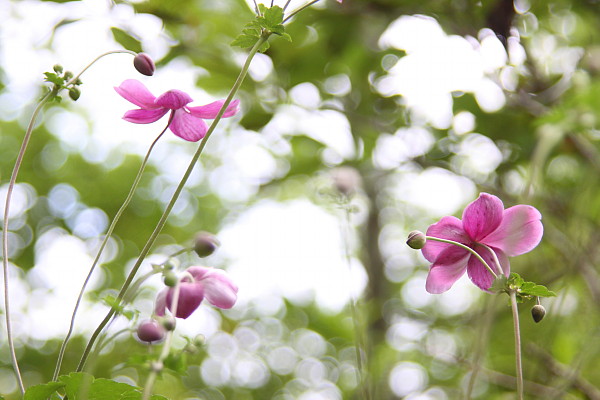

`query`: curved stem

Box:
[76,35,269,373]
[425,236,498,279]
[477,243,504,276]
[283,0,320,23]
[53,118,171,380]
[2,88,55,394]
[141,275,185,400]
[509,290,524,400]
[65,50,137,87]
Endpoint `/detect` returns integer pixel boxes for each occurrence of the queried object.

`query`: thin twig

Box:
[509,290,524,400]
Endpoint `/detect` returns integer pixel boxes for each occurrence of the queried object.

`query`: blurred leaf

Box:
[110,27,143,53]
[23,381,65,400]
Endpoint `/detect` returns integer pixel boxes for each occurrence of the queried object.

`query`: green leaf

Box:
[279,32,292,42]
[60,372,94,400]
[89,378,140,400]
[110,27,143,53]
[520,282,557,297]
[259,40,271,53]
[231,34,260,49]
[490,274,508,293]
[508,272,524,288]
[23,381,65,400]
[263,5,284,27]
[43,72,64,87]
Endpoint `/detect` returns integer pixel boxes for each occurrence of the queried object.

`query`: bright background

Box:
[1,0,600,399]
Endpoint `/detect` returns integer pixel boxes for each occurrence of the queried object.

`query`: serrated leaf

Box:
[520,283,557,297]
[60,372,94,400]
[242,27,261,36]
[231,34,260,49]
[270,25,285,35]
[508,272,524,288]
[89,378,140,400]
[23,381,65,400]
[44,72,64,86]
[490,274,508,292]
[279,32,292,42]
[259,40,271,53]
[110,27,143,53]
[264,5,284,27]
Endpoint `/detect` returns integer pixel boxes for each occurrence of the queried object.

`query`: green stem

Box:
[283,0,321,22]
[76,35,269,373]
[65,50,137,87]
[425,236,498,279]
[477,243,504,276]
[53,117,171,381]
[341,206,371,400]
[509,290,524,400]
[141,273,188,400]
[2,88,55,395]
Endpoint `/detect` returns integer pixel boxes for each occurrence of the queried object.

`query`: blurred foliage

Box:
[3,0,600,399]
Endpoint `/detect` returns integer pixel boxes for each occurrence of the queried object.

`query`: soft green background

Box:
[2,0,600,399]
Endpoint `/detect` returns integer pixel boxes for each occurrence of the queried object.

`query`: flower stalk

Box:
[77,34,269,372]
[425,236,498,279]
[509,289,524,400]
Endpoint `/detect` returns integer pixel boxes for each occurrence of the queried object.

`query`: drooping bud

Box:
[53,64,64,74]
[163,271,179,287]
[406,230,427,250]
[194,232,220,258]
[161,316,177,331]
[133,53,156,76]
[68,87,81,101]
[331,166,362,196]
[63,71,73,81]
[136,320,165,343]
[531,304,546,323]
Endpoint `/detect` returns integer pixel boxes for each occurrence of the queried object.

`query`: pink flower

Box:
[115,79,240,142]
[422,193,543,294]
[155,267,238,319]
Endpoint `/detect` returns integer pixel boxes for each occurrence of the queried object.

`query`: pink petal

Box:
[462,193,504,242]
[169,109,208,142]
[115,79,158,109]
[123,108,169,124]
[425,246,470,294]
[467,247,509,291]
[482,205,543,256]
[422,216,469,263]
[201,270,238,309]
[187,266,212,280]
[155,89,193,110]
[166,282,204,319]
[187,99,240,119]
[154,288,168,317]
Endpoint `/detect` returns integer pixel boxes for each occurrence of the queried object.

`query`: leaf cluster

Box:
[23,372,169,400]
[231,4,291,53]
[491,272,557,302]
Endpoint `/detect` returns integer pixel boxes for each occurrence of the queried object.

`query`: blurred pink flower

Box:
[115,79,240,142]
[422,193,543,293]
[155,267,238,319]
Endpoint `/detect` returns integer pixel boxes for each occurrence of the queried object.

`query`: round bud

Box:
[161,316,177,331]
[331,166,362,196]
[68,87,81,101]
[531,304,546,323]
[63,71,73,80]
[133,53,156,76]
[136,320,165,343]
[163,271,179,287]
[194,232,220,258]
[194,334,206,347]
[406,230,427,250]
[53,64,64,74]
[150,361,163,373]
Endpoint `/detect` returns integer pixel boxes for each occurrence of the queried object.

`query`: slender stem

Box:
[142,274,186,400]
[464,295,494,399]
[477,243,504,276]
[53,118,171,380]
[425,236,498,279]
[65,50,137,87]
[509,290,524,400]
[2,88,56,395]
[283,0,321,22]
[76,35,269,373]
[340,205,371,400]
[282,0,293,11]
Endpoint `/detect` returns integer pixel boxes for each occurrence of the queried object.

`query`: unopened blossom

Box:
[422,193,543,294]
[115,79,240,142]
[155,266,238,319]
[136,319,165,343]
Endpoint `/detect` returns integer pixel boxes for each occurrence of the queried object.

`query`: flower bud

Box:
[194,232,220,258]
[63,71,73,81]
[163,271,179,287]
[136,320,165,343]
[150,361,163,373]
[53,64,63,74]
[331,166,362,196]
[161,316,177,331]
[531,304,546,323]
[68,87,81,101]
[133,53,155,76]
[406,230,426,250]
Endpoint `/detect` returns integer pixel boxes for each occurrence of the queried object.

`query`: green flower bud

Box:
[161,316,176,331]
[68,87,81,101]
[406,230,427,250]
[531,304,546,323]
[163,271,179,287]
[63,71,73,81]
[53,64,63,74]
[194,232,220,258]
